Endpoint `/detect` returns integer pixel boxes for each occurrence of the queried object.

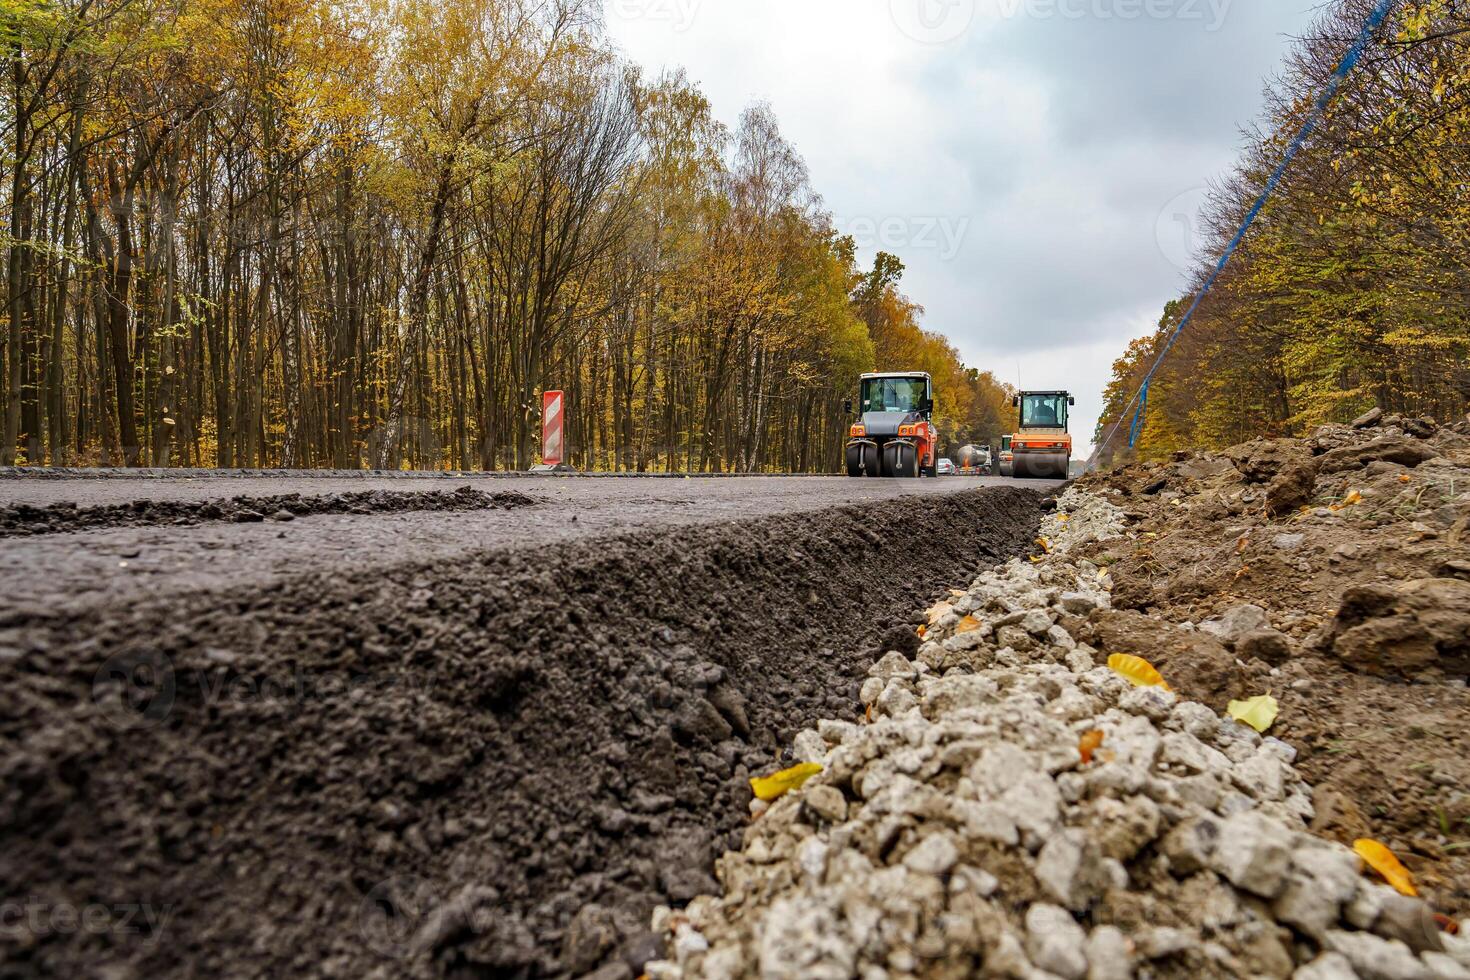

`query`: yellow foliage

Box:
[1354,839,1418,897]
[750,763,823,802]
[1107,654,1172,692]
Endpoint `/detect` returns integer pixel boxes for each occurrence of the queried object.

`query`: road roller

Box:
[1008,390,1074,480]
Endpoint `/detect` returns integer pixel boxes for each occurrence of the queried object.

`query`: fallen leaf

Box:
[1029,555,1045,565]
[1233,566,1252,582]
[1108,654,1171,692]
[926,601,954,625]
[916,625,927,639]
[955,615,984,634]
[1434,914,1460,936]
[1399,475,1413,485]
[1236,535,1251,555]
[949,589,968,598]
[864,703,873,724]
[1036,537,1053,554]
[1228,694,1280,734]
[1057,514,1070,523]
[1078,730,1105,765]
[750,763,823,802]
[1343,489,1363,506]
[1354,839,1418,897]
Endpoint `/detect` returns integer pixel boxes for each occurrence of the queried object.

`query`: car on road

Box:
[936,458,956,476]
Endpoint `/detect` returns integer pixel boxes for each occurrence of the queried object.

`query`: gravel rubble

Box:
[641,487,1470,980]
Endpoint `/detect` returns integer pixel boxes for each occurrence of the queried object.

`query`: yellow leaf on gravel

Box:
[926,601,954,625]
[955,615,983,634]
[1228,694,1279,733]
[1108,654,1171,692]
[1354,839,1418,897]
[750,763,823,802]
[1343,489,1363,506]
[1036,537,1053,554]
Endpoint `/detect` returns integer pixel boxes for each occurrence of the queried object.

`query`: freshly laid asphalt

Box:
[0,472,1060,613]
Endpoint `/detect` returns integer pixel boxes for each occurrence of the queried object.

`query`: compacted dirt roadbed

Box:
[0,474,1029,611]
[0,475,1050,978]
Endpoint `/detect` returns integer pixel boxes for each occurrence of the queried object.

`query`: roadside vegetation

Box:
[1101,0,1470,463]
[0,0,1012,472]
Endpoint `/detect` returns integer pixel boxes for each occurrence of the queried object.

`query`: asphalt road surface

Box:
[0,472,1059,614]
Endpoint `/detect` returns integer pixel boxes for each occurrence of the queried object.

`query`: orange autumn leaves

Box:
[918,596,984,640]
[1354,839,1418,898]
[1078,730,1105,765]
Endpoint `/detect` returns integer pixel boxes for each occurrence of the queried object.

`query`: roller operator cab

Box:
[1010,390,1075,480]
[844,372,938,478]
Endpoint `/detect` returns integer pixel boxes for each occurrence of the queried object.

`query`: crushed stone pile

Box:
[643,487,1470,980]
[1072,411,1470,914]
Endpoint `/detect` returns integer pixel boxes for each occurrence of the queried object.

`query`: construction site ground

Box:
[0,473,1053,978]
[1077,413,1470,919]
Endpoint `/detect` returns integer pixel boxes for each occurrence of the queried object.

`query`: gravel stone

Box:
[1422,953,1470,980]
[1025,904,1089,980]
[1199,603,1271,645]
[1059,591,1100,615]
[1085,925,1135,980]
[1297,952,1364,980]
[802,785,847,824]
[1325,930,1433,980]
[1021,608,1056,636]
[902,832,959,875]
[1206,808,1294,899]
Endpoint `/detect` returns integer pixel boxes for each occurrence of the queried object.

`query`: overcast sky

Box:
[604,0,1324,456]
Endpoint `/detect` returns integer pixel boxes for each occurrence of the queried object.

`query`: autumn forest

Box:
[2,0,1017,471]
[1101,0,1470,463]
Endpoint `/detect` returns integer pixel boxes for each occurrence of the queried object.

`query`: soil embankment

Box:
[0,486,1045,978]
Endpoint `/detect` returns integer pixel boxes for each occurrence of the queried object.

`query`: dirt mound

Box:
[0,485,537,537]
[0,487,1043,978]
[1075,412,1470,917]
